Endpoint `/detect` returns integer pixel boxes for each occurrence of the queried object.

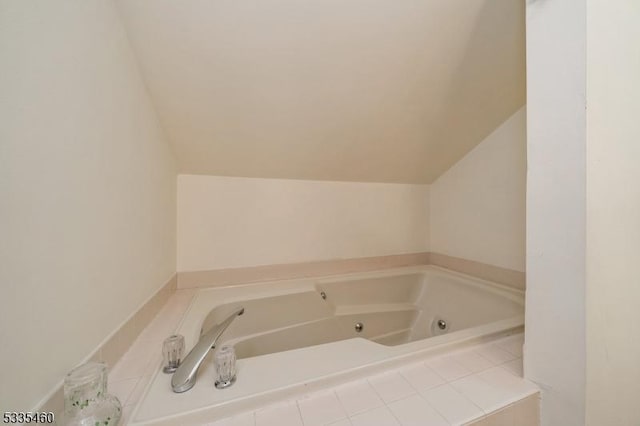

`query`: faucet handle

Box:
[214,345,237,389]
[162,334,185,374]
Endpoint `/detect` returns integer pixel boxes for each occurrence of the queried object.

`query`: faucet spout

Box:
[171,306,244,393]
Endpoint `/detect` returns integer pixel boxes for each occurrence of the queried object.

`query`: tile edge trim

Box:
[178,252,525,291]
[429,253,525,291]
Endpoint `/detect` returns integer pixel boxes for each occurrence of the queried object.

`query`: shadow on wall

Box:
[428,0,526,175]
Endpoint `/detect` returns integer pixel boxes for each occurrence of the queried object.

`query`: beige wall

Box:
[0,0,176,412]
[525,0,587,424]
[177,175,429,272]
[586,2,640,424]
[430,107,526,272]
[177,107,526,274]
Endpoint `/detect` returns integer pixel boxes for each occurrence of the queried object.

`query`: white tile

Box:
[234,413,257,426]
[451,368,537,414]
[109,350,155,381]
[501,358,523,377]
[126,375,152,406]
[387,395,448,426]
[426,355,472,382]
[142,354,162,377]
[349,406,400,426]
[207,412,255,426]
[125,336,164,359]
[494,334,524,358]
[477,367,538,398]
[256,400,303,426]
[451,350,494,373]
[421,384,483,425]
[398,363,445,392]
[120,403,135,425]
[325,420,352,426]
[108,377,138,406]
[450,374,514,413]
[368,372,415,403]
[335,380,384,416]
[473,344,516,365]
[297,390,346,426]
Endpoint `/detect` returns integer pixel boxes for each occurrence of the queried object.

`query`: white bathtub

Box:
[130,266,524,425]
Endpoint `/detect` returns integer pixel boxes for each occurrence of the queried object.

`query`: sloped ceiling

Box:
[117,0,525,184]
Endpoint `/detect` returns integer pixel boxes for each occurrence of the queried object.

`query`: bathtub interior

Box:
[200,270,522,359]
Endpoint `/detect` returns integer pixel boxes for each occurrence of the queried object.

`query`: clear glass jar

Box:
[63,362,121,426]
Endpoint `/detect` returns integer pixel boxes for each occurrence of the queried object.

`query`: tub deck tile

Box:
[398,362,446,392]
[473,344,516,365]
[427,355,473,382]
[387,394,449,426]
[451,350,495,374]
[349,406,400,426]
[297,390,347,426]
[500,358,524,377]
[420,383,484,425]
[368,371,416,404]
[334,380,385,417]
[255,400,303,426]
[493,334,525,358]
[206,412,255,426]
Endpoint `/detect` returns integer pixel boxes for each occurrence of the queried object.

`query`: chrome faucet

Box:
[171,306,244,393]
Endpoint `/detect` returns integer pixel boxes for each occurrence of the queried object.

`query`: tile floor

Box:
[110,291,537,426]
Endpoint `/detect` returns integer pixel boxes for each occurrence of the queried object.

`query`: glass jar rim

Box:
[64,361,107,387]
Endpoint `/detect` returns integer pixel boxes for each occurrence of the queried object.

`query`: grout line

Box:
[383,396,410,426]
[470,346,501,369]
[294,400,304,426]
[451,382,489,416]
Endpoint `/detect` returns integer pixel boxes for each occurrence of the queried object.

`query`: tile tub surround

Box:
[113,285,535,425]
[178,252,525,291]
[428,254,525,291]
[177,253,431,289]
[38,274,178,420]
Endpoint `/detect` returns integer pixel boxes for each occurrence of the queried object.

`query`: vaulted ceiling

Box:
[117,0,525,184]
